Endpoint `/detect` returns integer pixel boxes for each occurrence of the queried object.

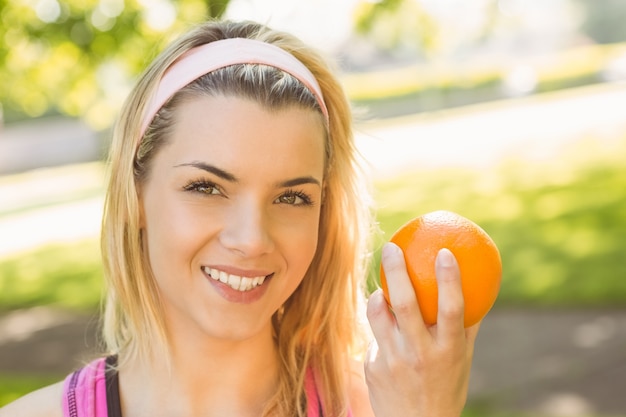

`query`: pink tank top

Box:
[61,356,350,417]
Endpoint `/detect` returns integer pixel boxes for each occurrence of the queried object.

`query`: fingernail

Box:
[437,248,455,267]
[382,242,401,259]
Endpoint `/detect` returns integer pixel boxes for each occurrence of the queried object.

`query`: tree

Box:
[0,0,231,128]
[353,0,439,58]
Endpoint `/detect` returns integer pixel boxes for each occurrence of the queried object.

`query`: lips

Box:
[201,266,271,292]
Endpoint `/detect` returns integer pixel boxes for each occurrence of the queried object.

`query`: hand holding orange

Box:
[380,210,502,327]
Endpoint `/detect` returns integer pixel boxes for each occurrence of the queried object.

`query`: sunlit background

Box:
[1,1,625,416]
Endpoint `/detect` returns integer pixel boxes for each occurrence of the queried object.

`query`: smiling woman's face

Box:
[139,95,326,344]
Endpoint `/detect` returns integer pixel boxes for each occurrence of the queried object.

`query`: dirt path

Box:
[1,307,625,416]
[469,308,626,416]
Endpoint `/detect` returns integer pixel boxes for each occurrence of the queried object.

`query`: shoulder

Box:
[346,359,375,417]
[0,381,64,417]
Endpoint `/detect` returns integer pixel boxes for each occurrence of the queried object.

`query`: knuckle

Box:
[391,299,415,317]
[438,302,464,320]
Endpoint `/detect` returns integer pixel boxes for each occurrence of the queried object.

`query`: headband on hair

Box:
[139,38,329,138]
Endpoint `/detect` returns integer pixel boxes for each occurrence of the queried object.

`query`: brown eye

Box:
[278,194,298,205]
[184,181,222,196]
[197,184,219,195]
[274,190,313,206]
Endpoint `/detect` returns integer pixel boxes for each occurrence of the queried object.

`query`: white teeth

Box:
[202,267,268,292]
[229,274,241,289]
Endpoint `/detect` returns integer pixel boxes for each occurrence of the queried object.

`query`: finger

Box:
[465,321,481,345]
[464,321,482,359]
[366,289,397,351]
[381,242,428,339]
[435,248,465,341]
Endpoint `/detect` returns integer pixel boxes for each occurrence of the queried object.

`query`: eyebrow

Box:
[175,161,238,182]
[175,161,321,188]
[278,176,322,188]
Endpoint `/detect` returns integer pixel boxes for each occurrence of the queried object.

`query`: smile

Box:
[202,267,270,292]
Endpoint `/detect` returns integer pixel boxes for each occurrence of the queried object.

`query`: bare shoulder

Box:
[346,359,375,417]
[0,381,64,417]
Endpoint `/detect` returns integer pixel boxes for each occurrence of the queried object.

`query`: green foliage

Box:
[370,135,626,308]
[0,239,102,312]
[205,0,230,19]
[0,374,62,406]
[0,0,230,127]
[353,0,404,33]
[353,0,439,55]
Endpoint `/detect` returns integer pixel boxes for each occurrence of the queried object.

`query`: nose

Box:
[219,199,275,257]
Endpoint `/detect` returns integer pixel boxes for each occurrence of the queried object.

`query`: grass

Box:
[369,134,626,308]
[0,238,102,312]
[0,375,62,406]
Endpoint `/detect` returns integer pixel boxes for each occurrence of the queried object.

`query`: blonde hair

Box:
[101,20,373,416]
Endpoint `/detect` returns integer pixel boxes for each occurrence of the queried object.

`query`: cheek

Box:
[278,212,321,275]
[142,198,209,276]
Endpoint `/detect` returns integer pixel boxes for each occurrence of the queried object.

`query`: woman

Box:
[1,19,479,417]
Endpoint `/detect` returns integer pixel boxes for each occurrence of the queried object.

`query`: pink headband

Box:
[139,37,329,138]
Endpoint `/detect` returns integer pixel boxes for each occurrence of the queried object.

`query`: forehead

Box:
[159,95,327,177]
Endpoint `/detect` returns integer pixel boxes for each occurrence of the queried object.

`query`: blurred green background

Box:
[1,0,625,415]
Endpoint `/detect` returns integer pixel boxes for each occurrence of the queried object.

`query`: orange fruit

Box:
[380,210,502,327]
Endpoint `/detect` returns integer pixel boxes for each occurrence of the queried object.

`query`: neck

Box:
[118,324,280,417]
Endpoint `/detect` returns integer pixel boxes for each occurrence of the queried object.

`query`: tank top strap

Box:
[61,358,352,417]
[61,357,109,417]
